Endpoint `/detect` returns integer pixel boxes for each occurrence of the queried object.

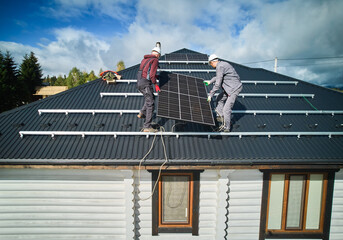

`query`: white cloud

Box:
[1,0,342,88]
[1,27,110,76]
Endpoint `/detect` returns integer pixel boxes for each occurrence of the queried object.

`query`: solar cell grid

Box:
[165,53,208,61]
[157,72,215,126]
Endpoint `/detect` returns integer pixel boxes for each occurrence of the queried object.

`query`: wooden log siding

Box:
[330,169,343,240]
[227,170,263,240]
[0,169,134,240]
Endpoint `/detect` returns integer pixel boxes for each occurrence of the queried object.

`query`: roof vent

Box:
[282,124,292,129]
[308,124,318,129]
[95,123,105,129]
[232,124,240,129]
[41,123,52,129]
[68,123,78,129]
[12,123,25,128]
[121,123,132,130]
[257,123,267,129]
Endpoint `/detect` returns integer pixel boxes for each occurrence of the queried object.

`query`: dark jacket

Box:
[138,55,159,86]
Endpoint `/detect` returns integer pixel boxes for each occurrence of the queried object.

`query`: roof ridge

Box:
[168,48,205,55]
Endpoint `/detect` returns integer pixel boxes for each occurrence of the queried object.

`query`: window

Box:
[259,171,336,240]
[151,171,200,235]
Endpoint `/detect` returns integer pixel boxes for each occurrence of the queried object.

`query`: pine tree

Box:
[19,52,43,102]
[0,51,28,112]
[116,60,125,72]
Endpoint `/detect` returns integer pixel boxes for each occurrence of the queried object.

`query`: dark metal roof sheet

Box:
[0,48,342,166]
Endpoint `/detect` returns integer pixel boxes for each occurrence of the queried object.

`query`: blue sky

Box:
[1,0,342,88]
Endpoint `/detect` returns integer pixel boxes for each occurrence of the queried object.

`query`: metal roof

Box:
[0,48,343,166]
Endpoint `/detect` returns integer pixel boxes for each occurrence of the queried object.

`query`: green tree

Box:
[66,67,83,88]
[19,52,43,102]
[0,51,28,112]
[116,60,125,72]
[86,70,97,82]
[55,75,66,86]
[50,76,57,86]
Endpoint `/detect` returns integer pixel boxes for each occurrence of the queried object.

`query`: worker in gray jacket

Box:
[204,54,243,132]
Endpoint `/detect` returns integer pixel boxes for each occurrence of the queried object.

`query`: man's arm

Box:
[149,58,158,84]
[209,64,225,97]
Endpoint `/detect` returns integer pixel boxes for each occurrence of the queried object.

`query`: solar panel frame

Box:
[157,72,215,126]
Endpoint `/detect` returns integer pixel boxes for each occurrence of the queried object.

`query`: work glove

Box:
[203,80,210,86]
[155,84,161,92]
[207,95,212,102]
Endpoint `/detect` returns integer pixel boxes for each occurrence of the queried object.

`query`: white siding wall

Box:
[4,168,340,240]
[227,169,263,240]
[0,169,134,240]
[330,169,343,240]
[134,170,224,240]
[134,169,263,240]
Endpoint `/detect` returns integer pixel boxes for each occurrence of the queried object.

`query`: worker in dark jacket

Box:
[136,46,161,132]
[205,54,243,132]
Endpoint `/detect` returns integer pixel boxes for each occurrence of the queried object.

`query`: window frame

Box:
[151,170,200,235]
[259,170,336,240]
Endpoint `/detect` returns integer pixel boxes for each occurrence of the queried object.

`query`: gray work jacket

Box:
[209,61,242,98]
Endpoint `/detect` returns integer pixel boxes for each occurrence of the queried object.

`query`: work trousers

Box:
[138,85,155,128]
[215,86,243,130]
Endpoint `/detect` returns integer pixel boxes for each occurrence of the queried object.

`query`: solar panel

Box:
[165,54,187,61]
[157,72,215,126]
[186,53,208,61]
[165,53,208,61]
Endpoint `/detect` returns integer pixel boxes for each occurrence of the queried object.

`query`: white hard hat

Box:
[208,54,219,62]
[152,47,161,54]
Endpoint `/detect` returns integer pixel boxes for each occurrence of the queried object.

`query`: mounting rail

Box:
[112,79,299,85]
[19,131,343,139]
[99,92,314,98]
[159,60,208,64]
[157,69,216,73]
[37,109,343,116]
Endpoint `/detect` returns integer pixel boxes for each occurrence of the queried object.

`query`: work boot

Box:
[137,113,146,119]
[142,127,158,133]
[221,128,230,133]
